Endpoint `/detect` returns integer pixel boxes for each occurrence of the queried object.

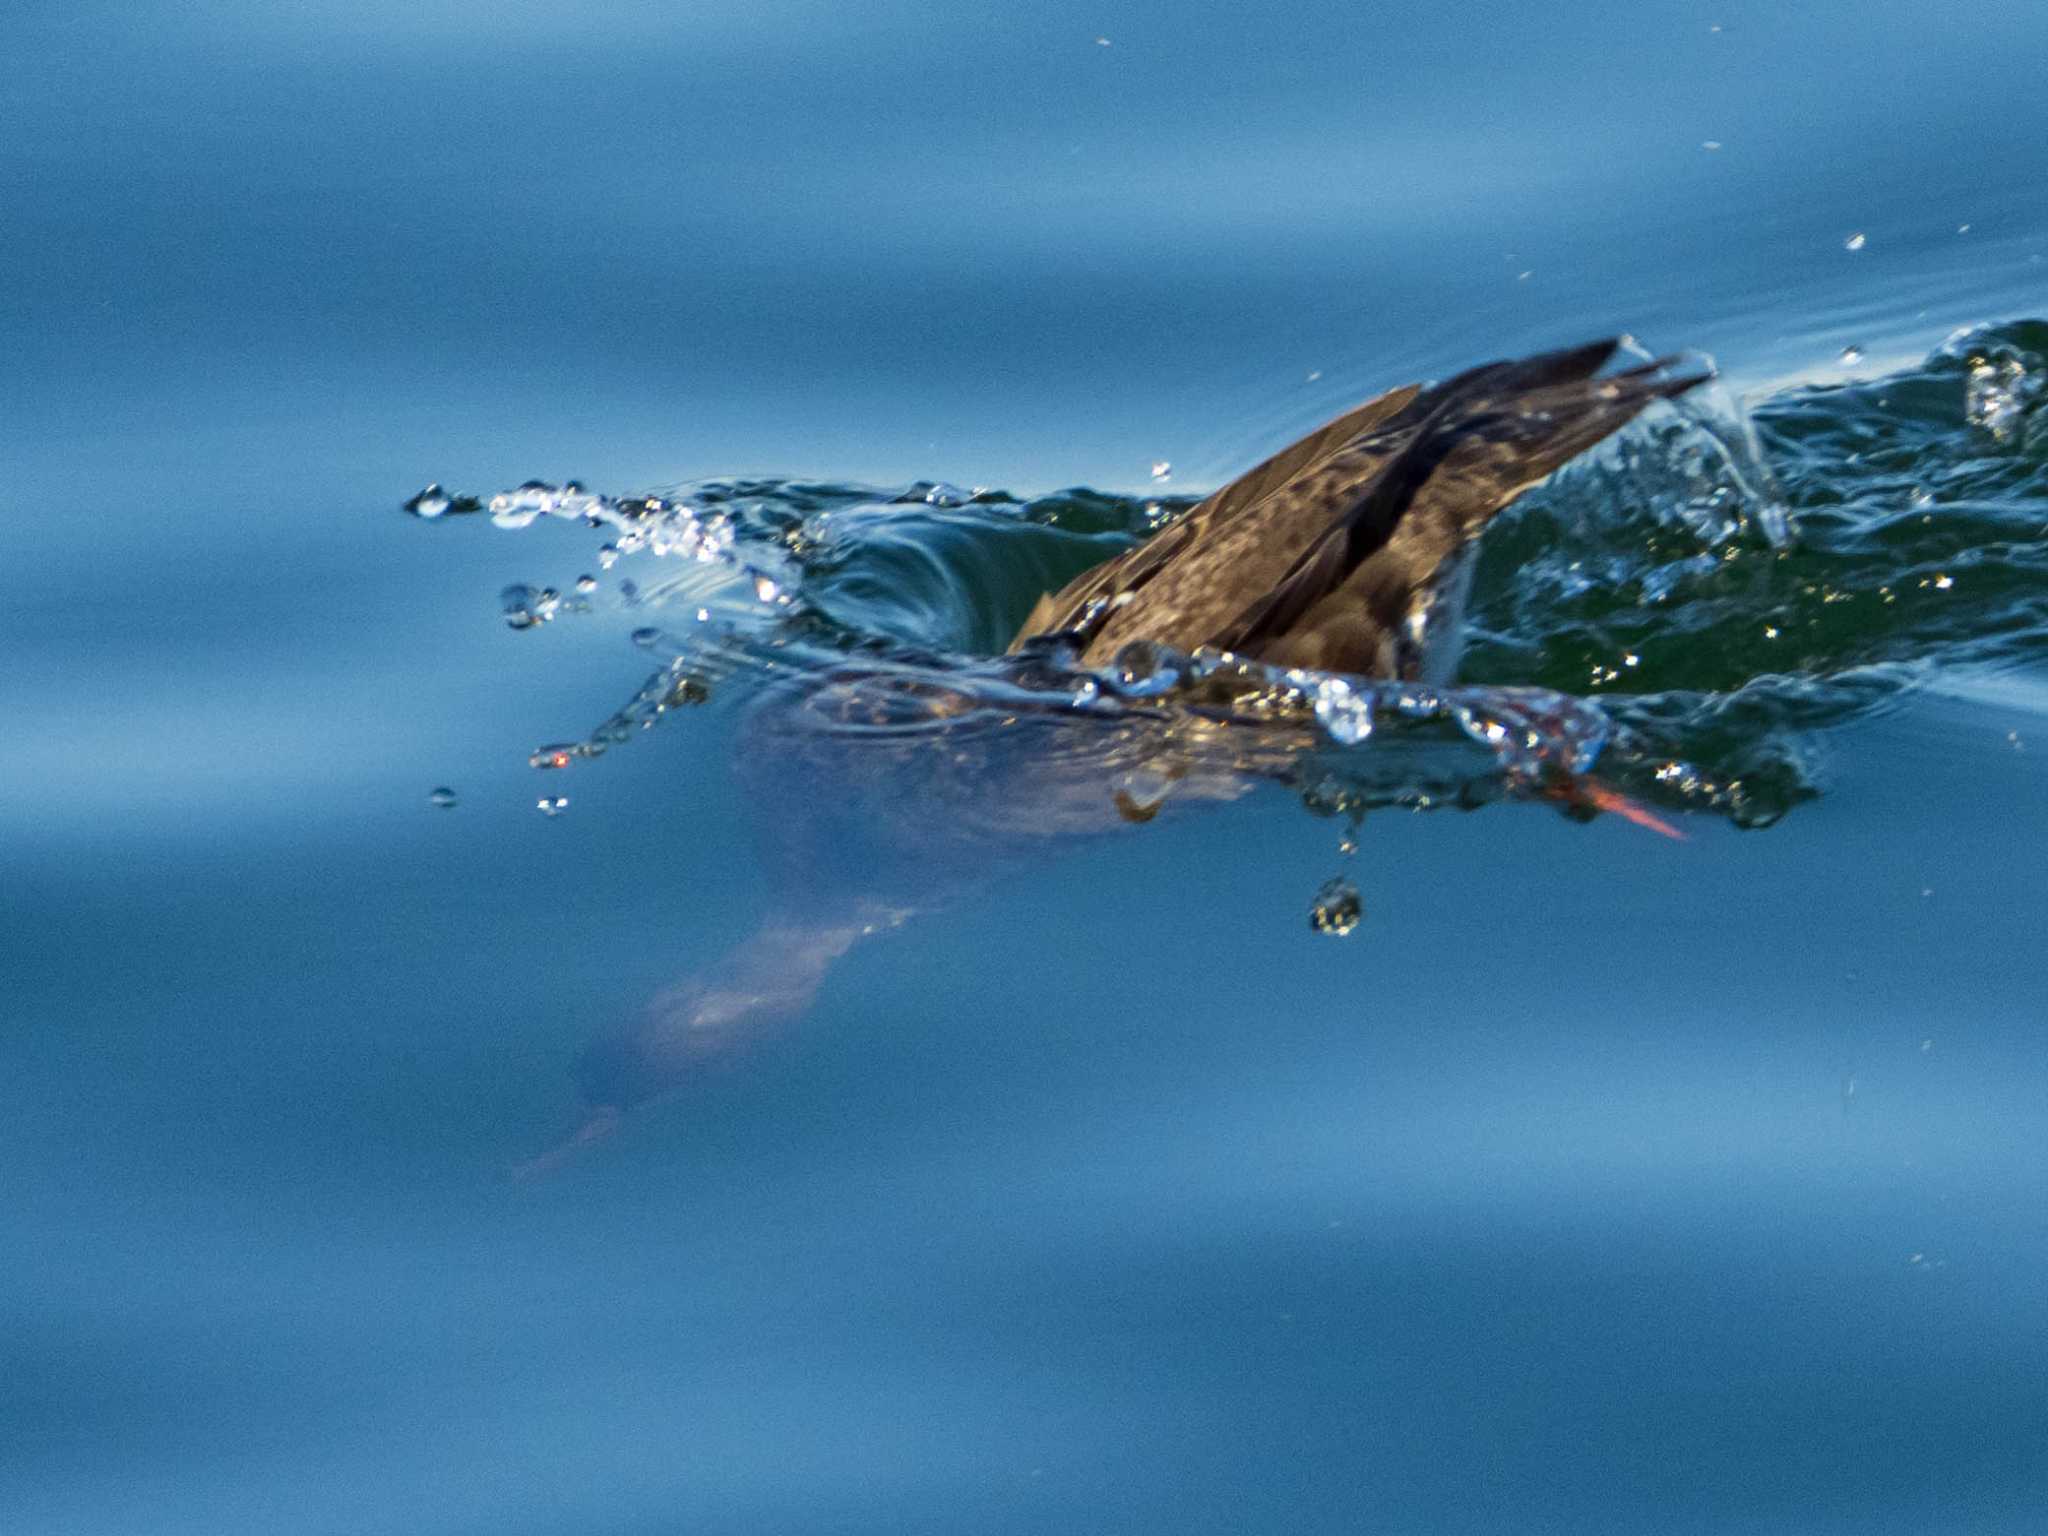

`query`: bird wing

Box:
[1009,339,1711,680]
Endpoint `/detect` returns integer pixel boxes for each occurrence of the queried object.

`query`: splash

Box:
[407,322,2048,834]
[1462,320,2048,821]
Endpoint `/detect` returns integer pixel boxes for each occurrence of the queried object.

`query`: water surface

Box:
[7,4,2048,1533]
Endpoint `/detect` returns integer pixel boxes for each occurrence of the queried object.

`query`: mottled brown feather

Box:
[1010,339,1711,680]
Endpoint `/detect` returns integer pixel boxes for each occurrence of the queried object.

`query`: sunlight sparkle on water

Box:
[1312,679,1374,746]
[1964,347,2040,437]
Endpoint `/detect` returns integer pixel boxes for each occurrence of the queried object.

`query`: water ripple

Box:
[408,321,2048,836]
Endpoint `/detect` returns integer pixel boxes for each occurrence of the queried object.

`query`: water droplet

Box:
[406,484,452,519]
[1110,640,1186,697]
[1071,594,1113,638]
[552,482,599,520]
[536,795,569,817]
[529,743,579,770]
[1838,345,1864,366]
[1844,232,1867,251]
[923,482,968,508]
[490,480,559,529]
[1516,270,1534,281]
[575,574,598,594]
[1965,346,2039,438]
[1310,877,1362,936]
[1150,460,1172,482]
[753,573,781,603]
[631,627,663,648]
[428,786,457,809]
[499,583,558,629]
[1313,679,1375,745]
[1701,140,1722,151]
[1095,36,1111,46]
[597,542,621,569]
[1957,223,1972,235]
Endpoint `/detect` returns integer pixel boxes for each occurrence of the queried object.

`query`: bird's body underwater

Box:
[539,337,1710,1159]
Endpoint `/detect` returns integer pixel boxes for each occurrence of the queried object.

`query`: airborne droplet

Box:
[428,786,457,809]
[1965,347,2039,438]
[1310,877,1362,936]
[406,484,453,519]
[489,481,558,529]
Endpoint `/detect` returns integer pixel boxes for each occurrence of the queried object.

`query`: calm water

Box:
[8,3,2048,1532]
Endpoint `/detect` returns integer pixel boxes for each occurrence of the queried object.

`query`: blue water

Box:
[8,3,2048,1532]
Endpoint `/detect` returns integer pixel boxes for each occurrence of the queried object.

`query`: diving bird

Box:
[1011,337,1708,679]
[535,338,1710,1165]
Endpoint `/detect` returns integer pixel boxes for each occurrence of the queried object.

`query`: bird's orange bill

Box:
[1578,777,1687,841]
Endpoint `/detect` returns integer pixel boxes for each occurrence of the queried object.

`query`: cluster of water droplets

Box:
[410,479,741,563]
[1961,342,2044,441]
[1045,626,1621,788]
[405,474,820,801]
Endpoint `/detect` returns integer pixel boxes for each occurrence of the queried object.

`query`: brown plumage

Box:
[1009,339,1710,681]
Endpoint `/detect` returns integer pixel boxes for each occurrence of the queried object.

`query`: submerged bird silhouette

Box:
[532,338,1709,1170]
